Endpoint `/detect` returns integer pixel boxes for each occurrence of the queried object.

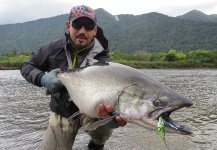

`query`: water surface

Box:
[0,69,216,150]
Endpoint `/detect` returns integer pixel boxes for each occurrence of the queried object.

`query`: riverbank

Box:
[0,66,19,70]
[0,49,216,70]
[0,61,216,70]
[115,60,217,69]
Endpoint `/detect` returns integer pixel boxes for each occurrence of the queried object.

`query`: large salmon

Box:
[57,62,193,135]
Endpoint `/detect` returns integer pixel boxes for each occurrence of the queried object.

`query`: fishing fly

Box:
[157,116,169,150]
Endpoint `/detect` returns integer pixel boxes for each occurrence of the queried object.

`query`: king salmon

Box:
[57,62,193,135]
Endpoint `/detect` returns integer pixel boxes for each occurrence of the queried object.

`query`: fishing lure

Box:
[157,116,169,150]
[157,116,165,140]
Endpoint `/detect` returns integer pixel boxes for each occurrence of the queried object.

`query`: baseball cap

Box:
[69,5,97,24]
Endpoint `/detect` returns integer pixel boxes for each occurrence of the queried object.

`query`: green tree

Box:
[109,50,135,61]
[165,50,176,62]
[149,53,165,61]
[189,50,214,63]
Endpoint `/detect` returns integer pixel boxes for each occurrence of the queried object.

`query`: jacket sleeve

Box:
[20,42,51,87]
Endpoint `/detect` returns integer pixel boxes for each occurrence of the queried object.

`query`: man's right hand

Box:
[41,68,64,93]
[97,104,127,127]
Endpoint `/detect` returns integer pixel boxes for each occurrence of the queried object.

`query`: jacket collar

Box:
[65,32,94,55]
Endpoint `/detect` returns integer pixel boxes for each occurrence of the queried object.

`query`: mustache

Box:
[76,34,87,39]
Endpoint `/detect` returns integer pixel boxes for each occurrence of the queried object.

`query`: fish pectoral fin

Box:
[85,117,114,131]
[85,111,120,131]
[68,111,80,122]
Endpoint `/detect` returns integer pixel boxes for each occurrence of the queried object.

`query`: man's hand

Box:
[41,68,64,93]
[97,104,126,127]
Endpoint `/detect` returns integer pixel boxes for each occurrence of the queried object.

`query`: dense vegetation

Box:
[110,49,217,68]
[0,49,30,69]
[0,49,216,69]
[1,9,217,55]
[1,10,216,69]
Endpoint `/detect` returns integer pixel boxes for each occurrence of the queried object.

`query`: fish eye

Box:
[154,99,161,106]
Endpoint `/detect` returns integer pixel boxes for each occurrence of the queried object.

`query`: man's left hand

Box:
[97,104,126,127]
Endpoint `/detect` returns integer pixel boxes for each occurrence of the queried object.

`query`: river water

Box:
[0,69,216,150]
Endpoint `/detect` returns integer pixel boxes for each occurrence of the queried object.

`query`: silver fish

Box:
[57,62,193,135]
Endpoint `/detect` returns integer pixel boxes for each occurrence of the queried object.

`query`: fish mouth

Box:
[150,107,192,135]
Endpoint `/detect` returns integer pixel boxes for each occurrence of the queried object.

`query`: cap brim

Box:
[70,16,97,25]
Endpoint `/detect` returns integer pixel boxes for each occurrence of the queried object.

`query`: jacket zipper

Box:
[72,48,85,68]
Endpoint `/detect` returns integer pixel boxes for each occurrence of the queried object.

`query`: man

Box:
[20,5,126,150]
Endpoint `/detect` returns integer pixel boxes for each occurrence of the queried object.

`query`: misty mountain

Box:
[0,9,217,55]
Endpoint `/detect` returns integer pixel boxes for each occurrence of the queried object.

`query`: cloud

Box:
[0,0,74,24]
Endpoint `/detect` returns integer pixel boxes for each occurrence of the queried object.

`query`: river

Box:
[0,69,216,150]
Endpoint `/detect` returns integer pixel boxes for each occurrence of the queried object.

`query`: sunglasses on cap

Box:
[70,20,96,31]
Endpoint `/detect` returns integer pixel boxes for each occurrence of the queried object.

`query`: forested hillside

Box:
[0,9,217,55]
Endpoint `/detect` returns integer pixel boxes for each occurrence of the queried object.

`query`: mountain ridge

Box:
[0,9,217,55]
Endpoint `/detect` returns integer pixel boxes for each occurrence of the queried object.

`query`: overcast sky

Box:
[1,0,217,25]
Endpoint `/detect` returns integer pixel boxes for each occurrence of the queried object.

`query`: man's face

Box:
[66,17,97,49]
